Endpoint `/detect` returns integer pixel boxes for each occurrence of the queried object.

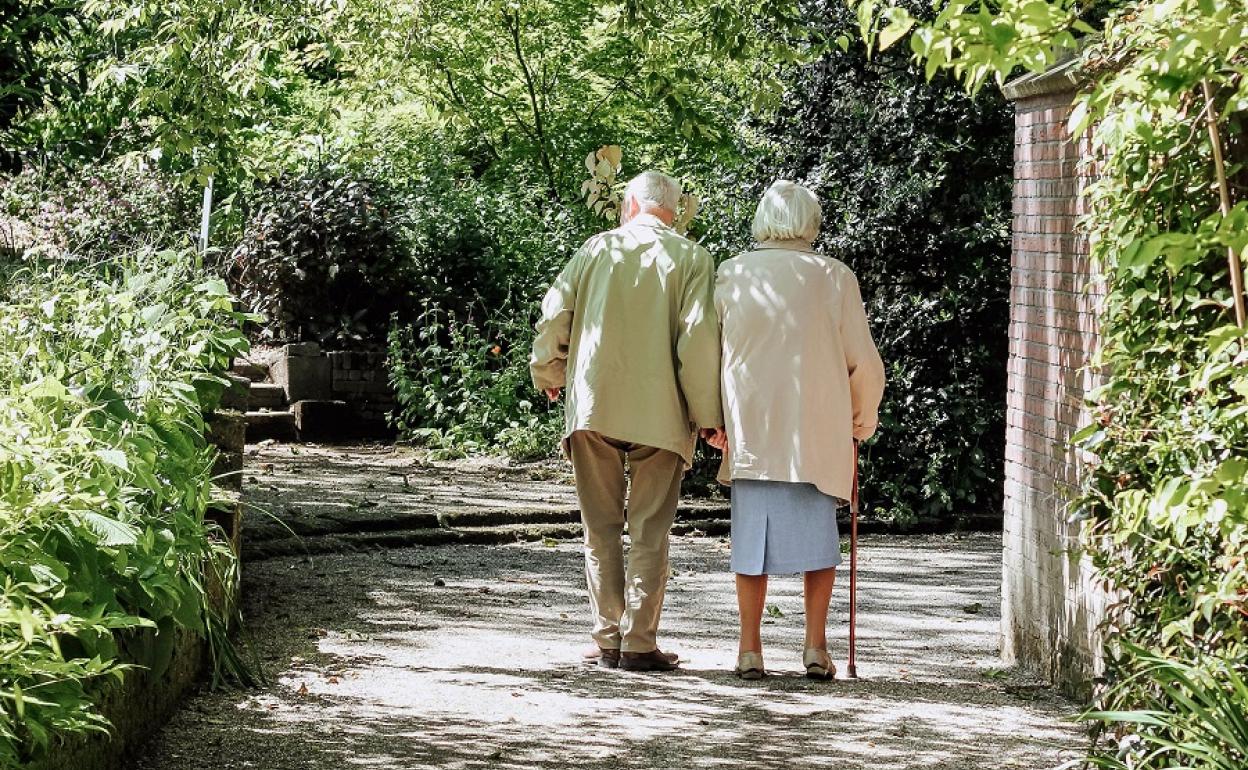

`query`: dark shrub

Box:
[761,0,1013,524]
[228,166,415,346]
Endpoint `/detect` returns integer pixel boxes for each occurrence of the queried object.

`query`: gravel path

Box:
[132,444,1085,769]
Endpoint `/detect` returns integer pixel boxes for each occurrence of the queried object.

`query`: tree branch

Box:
[437,65,501,160]
[504,9,558,201]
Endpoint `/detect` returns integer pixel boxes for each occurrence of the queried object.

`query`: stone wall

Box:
[259,344,396,440]
[1001,68,1106,698]
[328,350,395,426]
[30,632,207,770]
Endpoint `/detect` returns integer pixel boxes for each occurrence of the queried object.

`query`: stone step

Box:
[232,361,270,382]
[242,519,734,561]
[238,501,1004,561]
[248,383,287,410]
[291,399,352,441]
[219,373,253,411]
[246,504,732,544]
[245,410,296,442]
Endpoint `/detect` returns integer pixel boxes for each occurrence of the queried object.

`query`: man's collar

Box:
[622,212,671,230]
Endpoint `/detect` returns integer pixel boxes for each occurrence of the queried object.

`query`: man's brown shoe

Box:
[620,650,679,672]
[583,646,621,668]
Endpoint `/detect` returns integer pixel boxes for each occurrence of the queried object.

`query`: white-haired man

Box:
[531,170,724,672]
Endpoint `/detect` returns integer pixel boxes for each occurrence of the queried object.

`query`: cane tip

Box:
[845,665,858,679]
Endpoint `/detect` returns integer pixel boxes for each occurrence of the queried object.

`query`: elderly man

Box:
[531,170,723,672]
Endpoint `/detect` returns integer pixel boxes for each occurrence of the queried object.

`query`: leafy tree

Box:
[0,1,86,169]
[762,0,1013,523]
[78,0,345,184]
[0,1,346,184]
[393,0,808,200]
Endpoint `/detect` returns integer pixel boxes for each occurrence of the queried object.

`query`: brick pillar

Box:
[1001,73,1106,697]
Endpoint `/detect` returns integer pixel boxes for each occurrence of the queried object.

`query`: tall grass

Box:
[1085,645,1248,770]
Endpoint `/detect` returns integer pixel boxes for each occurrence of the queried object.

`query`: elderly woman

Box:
[711,181,885,680]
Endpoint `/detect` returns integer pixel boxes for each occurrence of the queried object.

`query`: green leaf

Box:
[81,513,140,547]
[877,7,915,51]
[94,449,130,472]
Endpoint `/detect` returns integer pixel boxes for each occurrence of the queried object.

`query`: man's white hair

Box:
[752,180,823,243]
[623,170,682,214]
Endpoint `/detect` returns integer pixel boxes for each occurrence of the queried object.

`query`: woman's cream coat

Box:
[715,241,885,501]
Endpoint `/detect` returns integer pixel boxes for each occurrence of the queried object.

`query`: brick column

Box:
[1001,74,1106,697]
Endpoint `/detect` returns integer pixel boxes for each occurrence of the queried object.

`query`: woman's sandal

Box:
[734,651,766,680]
[803,648,837,681]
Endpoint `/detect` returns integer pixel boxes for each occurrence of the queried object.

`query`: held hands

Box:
[700,427,728,451]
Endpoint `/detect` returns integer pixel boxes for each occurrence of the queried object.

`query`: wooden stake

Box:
[1202,79,1247,329]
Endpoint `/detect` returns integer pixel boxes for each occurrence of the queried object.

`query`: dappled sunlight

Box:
[241,444,580,549]
[126,448,1083,769]
[135,533,1083,769]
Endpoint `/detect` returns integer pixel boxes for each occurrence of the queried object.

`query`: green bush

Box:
[0,250,249,766]
[757,0,1013,524]
[386,301,562,462]
[0,161,197,263]
[857,0,1248,763]
[227,162,416,345]
[365,121,603,460]
[1085,646,1248,770]
[227,130,593,349]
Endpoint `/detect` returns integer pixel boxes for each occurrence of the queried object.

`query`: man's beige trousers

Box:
[567,430,684,653]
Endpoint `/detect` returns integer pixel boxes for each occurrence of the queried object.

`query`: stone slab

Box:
[207,488,243,556]
[271,353,332,403]
[292,399,353,441]
[283,341,321,358]
[245,411,297,442]
[219,374,252,411]
[205,410,247,455]
[248,383,287,411]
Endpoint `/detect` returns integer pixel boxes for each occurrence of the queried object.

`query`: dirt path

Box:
[135,444,1085,770]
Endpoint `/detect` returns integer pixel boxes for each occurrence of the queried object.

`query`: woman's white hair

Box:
[623,170,682,214]
[752,180,823,243]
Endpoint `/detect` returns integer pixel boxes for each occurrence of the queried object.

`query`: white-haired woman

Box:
[710,180,885,680]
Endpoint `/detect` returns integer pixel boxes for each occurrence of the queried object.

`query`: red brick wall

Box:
[1001,89,1105,696]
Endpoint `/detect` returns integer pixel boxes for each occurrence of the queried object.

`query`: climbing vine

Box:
[854,0,1248,766]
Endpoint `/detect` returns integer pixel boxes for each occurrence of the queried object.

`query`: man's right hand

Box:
[544,388,562,402]
[700,427,727,451]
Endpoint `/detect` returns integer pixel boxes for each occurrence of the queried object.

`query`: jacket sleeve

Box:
[840,270,885,441]
[530,251,582,391]
[675,249,724,429]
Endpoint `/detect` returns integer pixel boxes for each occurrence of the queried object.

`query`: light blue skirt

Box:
[730,479,844,576]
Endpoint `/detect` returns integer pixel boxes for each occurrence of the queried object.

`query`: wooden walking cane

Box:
[847,440,860,679]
